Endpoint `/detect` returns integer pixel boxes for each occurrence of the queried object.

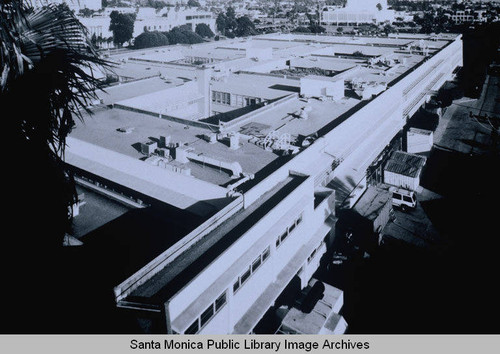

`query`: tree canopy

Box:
[293,26,311,33]
[308,24,326,34]
[143,0,168,9]
[134,31,169,49]
[216,13,228,35]
[109,10,136,47]
[1,1,107,245]
[234,16,257,37]
[195,23,215,38]
[165,26,204,45]
[1,1,109,332]
[132,23,209,49]
[217,7,259,38]
[187,0,200,7]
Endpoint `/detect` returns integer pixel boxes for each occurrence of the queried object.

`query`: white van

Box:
[390,188,417,211]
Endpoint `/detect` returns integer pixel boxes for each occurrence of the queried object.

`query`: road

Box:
[433,73,500,155]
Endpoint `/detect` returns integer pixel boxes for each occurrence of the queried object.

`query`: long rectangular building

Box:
[66,32,463,334]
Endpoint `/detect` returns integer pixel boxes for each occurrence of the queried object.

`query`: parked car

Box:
[390,187,417,211]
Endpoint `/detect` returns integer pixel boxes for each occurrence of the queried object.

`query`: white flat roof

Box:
[211,73,300,99]
[115,82,203,114]
[96,77,178,105]
[65,137,229,211]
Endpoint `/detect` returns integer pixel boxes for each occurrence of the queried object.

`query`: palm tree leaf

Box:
[2,1,111,155]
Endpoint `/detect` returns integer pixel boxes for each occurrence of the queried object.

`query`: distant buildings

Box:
[78,6,215,40]
[33,0,101,11]
[321,0,396,25]
[450,9,488,23]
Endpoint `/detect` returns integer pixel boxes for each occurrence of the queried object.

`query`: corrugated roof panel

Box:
[384,151,426,177]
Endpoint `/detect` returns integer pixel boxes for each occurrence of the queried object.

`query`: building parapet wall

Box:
[236,70,301,81]
[219,93,298,133]
[114,195,244,302]
[113,103,218,131]
[168,175,314,332]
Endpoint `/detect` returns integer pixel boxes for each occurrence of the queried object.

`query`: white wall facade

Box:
[166,174,320,334]
[78,9,215,40]
[321,0,395,24]
[34,0,101,11]
[407,128,433,154]
[300,77,344,99]
[383,170,420,191]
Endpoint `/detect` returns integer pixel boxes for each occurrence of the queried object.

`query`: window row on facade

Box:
[183,243,273,334]
[186,15,212,20]
[211,90,264,108]
[212,91,231,105]
[307,241,325,264]
[233,246,271,294]
[184,290,227,334]
[181,211,304,334]
[275,213,303,249]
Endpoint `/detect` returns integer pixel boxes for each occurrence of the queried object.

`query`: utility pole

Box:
[273,0,279,25]
[317,0,321,27]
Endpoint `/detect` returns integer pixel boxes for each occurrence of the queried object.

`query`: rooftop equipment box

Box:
[300,75,344,100]
[141,141,157,155]
[407,127,433,154]
[384,151,426,191]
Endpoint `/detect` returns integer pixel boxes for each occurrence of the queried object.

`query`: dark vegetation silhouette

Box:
[0,1,124,333]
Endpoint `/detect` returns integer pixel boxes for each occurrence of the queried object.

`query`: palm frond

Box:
[1,1,111,154]
[1,1,112,241]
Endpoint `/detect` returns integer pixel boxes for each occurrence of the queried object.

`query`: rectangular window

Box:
[213,92,231,106]
[308,249,317,263]
[234,246,271,294]
[297,214,303,225]
[252,256,262,272]
[262,247,270,261]
[185,320,199,334]
[241,267,251,284]
[392,193,401,199]
[289,222,296,233]
[200,305,214,327]
[403,196,412,203]
[215,292,226,311]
